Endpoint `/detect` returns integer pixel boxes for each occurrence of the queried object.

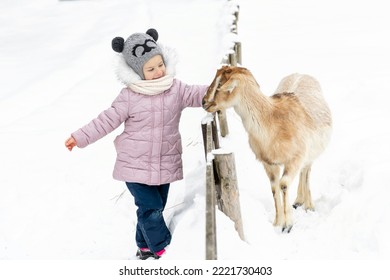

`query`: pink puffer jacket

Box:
[72,79,208,185]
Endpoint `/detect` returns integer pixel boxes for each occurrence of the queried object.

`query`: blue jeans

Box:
[126,182,171,253]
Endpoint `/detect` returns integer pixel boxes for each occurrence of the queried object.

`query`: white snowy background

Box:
[1,0,390,265]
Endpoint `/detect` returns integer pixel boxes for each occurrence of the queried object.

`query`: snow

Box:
[1,0,390,270]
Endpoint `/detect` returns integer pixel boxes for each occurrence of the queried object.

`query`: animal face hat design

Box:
[112,28,163,80]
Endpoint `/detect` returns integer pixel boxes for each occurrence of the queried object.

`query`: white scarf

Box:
[128,75,174,96]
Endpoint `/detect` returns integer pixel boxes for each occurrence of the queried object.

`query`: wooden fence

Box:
[202,0,243,260]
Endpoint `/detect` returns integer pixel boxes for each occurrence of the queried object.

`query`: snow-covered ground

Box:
[1,0,390,272]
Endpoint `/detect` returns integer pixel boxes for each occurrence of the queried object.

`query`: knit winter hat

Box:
[112,29,163,80]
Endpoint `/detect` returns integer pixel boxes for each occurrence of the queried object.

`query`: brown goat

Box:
[202,66,332,232]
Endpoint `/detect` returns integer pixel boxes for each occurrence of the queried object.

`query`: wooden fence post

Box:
[203,120,217,260]
[217,110,229,137]
[213,152,245,241]
[229,52,237,67]
[206,160,217,260]
[235,41,242,65]
[201,115,220,159]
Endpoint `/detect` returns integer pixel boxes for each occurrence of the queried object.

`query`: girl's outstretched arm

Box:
[67,88,130,149]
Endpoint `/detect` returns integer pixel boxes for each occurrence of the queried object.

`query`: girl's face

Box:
[142,55,166,80]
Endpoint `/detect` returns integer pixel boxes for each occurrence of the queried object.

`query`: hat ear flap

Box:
[146,28,158,41]
[112,37,124,53]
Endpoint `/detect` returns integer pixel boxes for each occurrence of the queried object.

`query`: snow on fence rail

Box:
[202,0,243,260]
[217,0,242,137]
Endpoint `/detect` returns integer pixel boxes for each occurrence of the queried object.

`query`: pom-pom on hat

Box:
[112,28,163,80]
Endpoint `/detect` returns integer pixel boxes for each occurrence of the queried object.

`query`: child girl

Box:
[65,28,208,259]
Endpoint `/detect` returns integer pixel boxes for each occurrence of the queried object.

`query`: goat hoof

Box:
[305,207,315,212]
[282,225,293,233]
[293,202,303,209]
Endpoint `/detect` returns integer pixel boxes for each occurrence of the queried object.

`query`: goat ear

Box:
[223,78,238,94]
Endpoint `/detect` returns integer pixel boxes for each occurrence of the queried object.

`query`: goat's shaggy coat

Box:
[203,66,332,232]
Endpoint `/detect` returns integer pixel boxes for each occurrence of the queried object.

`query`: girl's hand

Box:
[65,136,77,151]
